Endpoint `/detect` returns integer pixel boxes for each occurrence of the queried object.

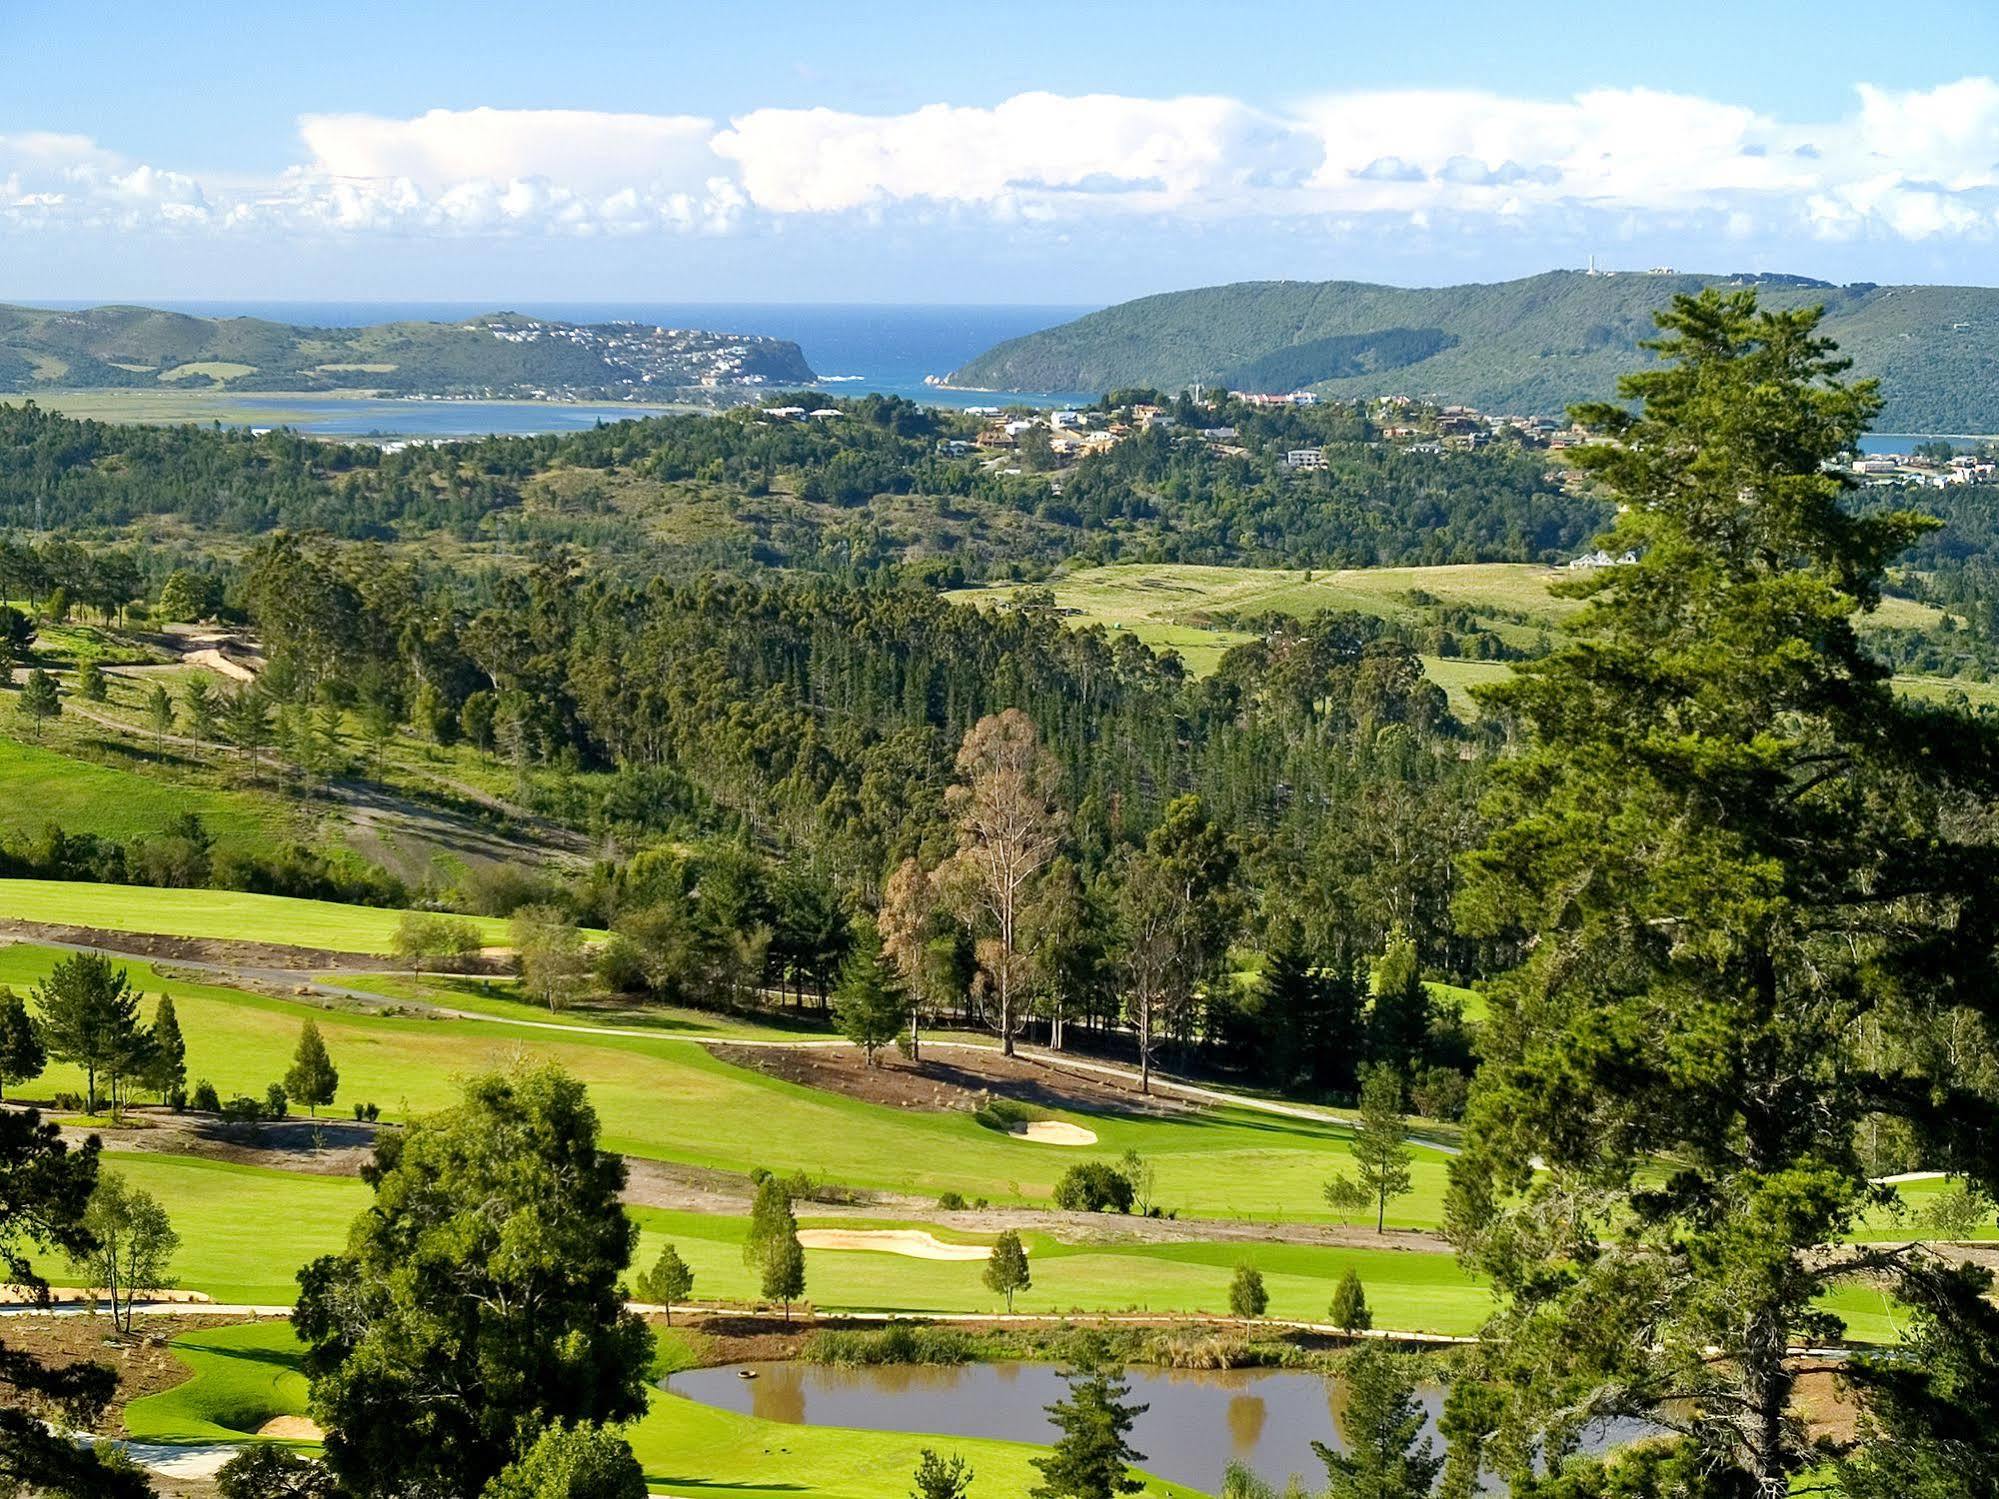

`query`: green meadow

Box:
[0,881,513,953]
[0,736,284,852]
[124,1321,1206,1498]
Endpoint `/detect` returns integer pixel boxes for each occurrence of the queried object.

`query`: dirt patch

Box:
[797,1229,994,1261]
[33,1107,384,1177]
[0,1312,267,1437]
[0,1286,208,1306]
[256,1415,324,1440]
[0,920,414,973]
[1011,1120,1097,1145]
[710,1042,1191,1120]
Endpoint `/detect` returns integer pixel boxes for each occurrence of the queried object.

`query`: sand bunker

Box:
[256,1416,325,1441]
[1009,1120,1098,1146]
[797,1229,998,1262]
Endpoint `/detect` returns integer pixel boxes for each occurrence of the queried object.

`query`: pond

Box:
[669,1359,1443,1493]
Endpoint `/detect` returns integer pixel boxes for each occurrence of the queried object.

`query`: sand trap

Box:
[797,1229,998,1262]
[256,1416,324,1441]
[1009,1120,1098,1146]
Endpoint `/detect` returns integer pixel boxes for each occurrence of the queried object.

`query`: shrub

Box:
[1328,1268,1371,1335]
[50,1091,83,1112]
[220,1096,263,1125]
[1053,1161,1135,1214]
[801,1324,976,1367]
[1409,1065,1470,1123]
[1229,1262,1269,1320]
[972,1098,1037,1133]
[216,1444,341,1498]
[264,1082,290,1119]
[937,1191,968,1211]
[191,1080,220,1113]
[353,1101,381,1123]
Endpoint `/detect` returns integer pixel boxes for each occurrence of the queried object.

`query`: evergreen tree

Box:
[74,657,106,702]
[1229,1262,1268,1320]
[143,994,186,1104]
[0,986,45,1100]
[1328,1269,1371,1336]
[17,667,59,739]
[910,1449,975,1499]
[294,1064,652,1498]
[1334,1066,1413,1234]
[761,1229,806,1325]
[1313,1345,1440,1499]
[480,1422,647,1499]
[284,1020,339,1117]
[983,1230,1031,1312]
[145,682,176,763]
[33,951,144,1115]
[1032,1357,1148,1499]
[1365,926,1431,1079]
[634,1243,694,1323]
[1448,291,1999,1494]
[832,923,907,1067]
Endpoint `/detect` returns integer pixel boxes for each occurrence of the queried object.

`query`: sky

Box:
[8,0,1999,304]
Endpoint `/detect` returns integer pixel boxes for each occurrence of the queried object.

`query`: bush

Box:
[264,1082,290,1119]
[1229,1262,1269,1320]
[801,1323,977,1367]
[191,1080,220,1113]
[1409,1065,1470,1123]
[1053,1161,1135,1214]
[937,1191,968,1211]
[50,1091,82,1112]
[972,1098,1037,1133]
[220,1096,264,1125]
[481,1421,647,1499]
[216,1444,341,1498]
[353,1101,381,1123]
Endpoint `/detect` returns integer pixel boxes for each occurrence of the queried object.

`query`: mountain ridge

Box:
[0,303,816,401]
[949,270,1999,431]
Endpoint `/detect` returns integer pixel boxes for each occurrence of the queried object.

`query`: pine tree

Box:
[0,987,44,1100]
[1365,926,1431,1078]
[1314,1345,1440,1499]
[1347,1066,1413,1234]
[983,1230,1031,1312]
[145,682,176,763]
[910,1449,975,1499]
[1032,1358,1148,1499]
[33,952,143,1115]
[74,658,106,702]
[284,1020,338,1117]
[16,668,59,739]
[144,994,187,1104]
[635,1243,694,1323]
[832,923,907,1067]
[1328,1269,1371,1336]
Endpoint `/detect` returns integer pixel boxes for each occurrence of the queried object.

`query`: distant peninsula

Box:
[948,269,1999,433]
[0,304,816,403]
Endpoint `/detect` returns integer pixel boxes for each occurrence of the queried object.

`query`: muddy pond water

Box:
[669,1359,1446,1492]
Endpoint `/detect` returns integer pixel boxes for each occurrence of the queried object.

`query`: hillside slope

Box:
[949,271,1999,431]
[0,304,815,399]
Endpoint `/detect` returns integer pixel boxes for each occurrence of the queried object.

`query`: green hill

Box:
[0,304,815,400]
[949,270,1999,432]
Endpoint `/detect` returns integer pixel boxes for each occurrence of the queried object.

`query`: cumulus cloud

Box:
[8,80,1999,249]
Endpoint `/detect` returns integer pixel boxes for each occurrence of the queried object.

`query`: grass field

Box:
[948,564,1959,712]
[0,882,512,953]
[125,1321,1206,1498]
[0,738,281,851]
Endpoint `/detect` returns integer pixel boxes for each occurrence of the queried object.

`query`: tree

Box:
[1119,1149,1156,1218]
[1446,291,1999,1495]
[1342,1065,1412,1234]
[144,682,175,763]
[832,923,907,1067]
[480,1422,648,1499]
[1313,1345,1440,1499]
[182,676,218,741]
[142,994,185,1104]
[743,1174,798,1272]
[634,1242,694,1322]
[393,911,483,978]
[1032,1357,1148,1499]
[65,1171,178,1335]
[515,905,589,1013]
[911,1449,975,1499]
[944,710,1065,1057]
[1366,926,1432,1079]
[33,951,145,1115]
[74,658,106,703]
[284,1020,339,1117]
[0,986,45,1100]
[762,1228,806,1324]
[157,570,212,625]
[880,857,946,1061]
[293,1064,652,1499]
[0,605,31,665]
[1113,850,1179,1097]
[17,667,59,740]
[1229,1262,1268,1320]
[0,1107,153,1497]
[216,1445,341,1498]
[984,1230,1031,1312]
[222,687,272,783]
[1329,1269,1371,1336]
[1322,1174,1371,1228]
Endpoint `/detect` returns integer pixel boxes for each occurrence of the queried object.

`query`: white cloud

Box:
[10,81,1999,253]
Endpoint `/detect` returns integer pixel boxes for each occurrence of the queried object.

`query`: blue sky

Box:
[8,0,1999,302]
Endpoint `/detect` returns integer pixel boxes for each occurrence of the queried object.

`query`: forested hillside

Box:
[950,270,1999,431]
[0,303,815,398]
